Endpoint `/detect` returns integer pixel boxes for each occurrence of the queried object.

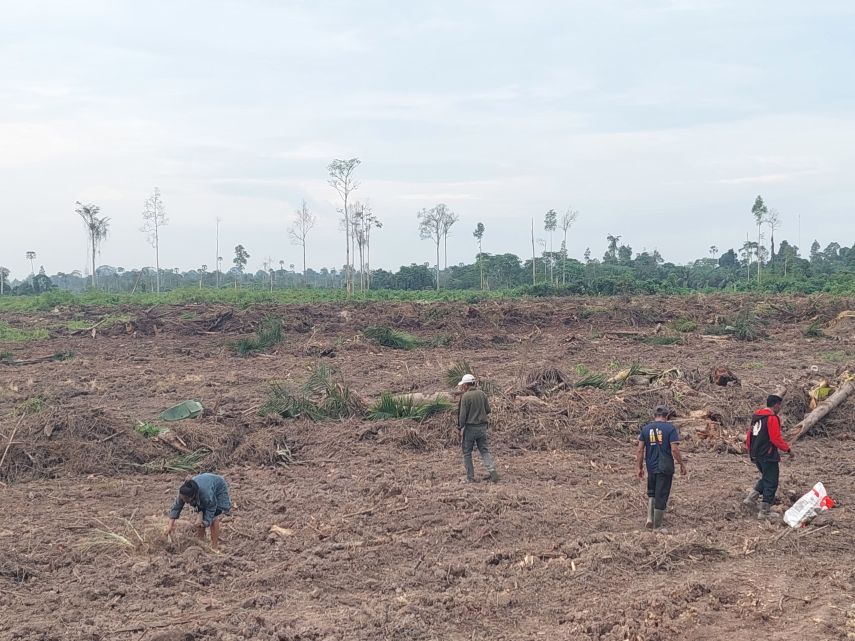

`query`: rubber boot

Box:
[646,499,655,529]
[742,489,760,508]
[489,469,499,483]
[757,502,779,520]
[653,508,665,529]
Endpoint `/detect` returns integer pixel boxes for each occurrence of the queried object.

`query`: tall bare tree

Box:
[473,222,485,290]
[418,206,445,291]
[559,207,578,285]
[215,217,221,288]
[751,195,768,283]
[350,203,367,291]
[767,208,781,264]
[141,187,168,293]
[289,199,316,286]
[363,205,381,290]
[328,158,361,296]
[25,251,37,279]
[75,202,110,288]
[440,207,459,281]
[0,266,8,295]
[544,209,557,283]
[531,219,536,285]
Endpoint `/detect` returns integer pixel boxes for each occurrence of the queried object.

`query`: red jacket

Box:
[746,408,790,460]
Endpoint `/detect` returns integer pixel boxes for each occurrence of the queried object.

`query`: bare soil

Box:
[1,295,854,640]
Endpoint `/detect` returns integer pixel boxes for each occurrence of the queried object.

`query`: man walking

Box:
[636,405,686,529]
[745,394,794,520]
[164,472,232,550]
[458,373,498,483]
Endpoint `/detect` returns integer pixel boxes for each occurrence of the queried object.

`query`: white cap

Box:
[458,373,477,386]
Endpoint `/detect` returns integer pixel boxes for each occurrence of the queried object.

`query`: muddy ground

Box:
[1,295,854,640]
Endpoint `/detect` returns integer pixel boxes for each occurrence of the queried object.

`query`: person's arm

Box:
[635,440,645,479]
[767,415,793,457]
[484,393,491,416]
[672,443,687,476]
[165,496,183,534]
[458,395,469,429]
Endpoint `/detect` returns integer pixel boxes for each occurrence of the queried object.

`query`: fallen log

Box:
[791,380,854,442]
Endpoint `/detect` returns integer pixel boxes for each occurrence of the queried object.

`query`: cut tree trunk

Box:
[791,380,854,442]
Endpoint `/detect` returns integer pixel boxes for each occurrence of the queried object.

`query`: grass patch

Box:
[139,449,209,473]
[821,350,848,364]
[230,317,284,356]
[671,318,698,333]
[579,305,607,320]
[260,365,364,421]
[574,372,608,388]
[0,351,13,363]
[364,325,420,350]
[446,361,474,387]
[19,396,48,414]
[803,321,825,338]
[368,392,452,421]
[134,421,164,438]
[51,350,75,361]
[729,308,767,341]
[0,321,49,342]
[644,335,684,346]
[63,320,93,330]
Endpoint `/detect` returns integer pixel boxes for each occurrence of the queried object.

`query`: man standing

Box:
[164,472,232,550]
[744,394,794,520]
[458,373,499,483]
[636,405,687,529]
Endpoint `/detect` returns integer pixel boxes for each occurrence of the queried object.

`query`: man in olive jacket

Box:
[457,374,499,483]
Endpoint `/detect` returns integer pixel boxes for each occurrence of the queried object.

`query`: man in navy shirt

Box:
[636,405,687,529]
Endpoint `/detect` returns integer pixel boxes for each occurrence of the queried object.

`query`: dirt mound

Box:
[0,407,301,483]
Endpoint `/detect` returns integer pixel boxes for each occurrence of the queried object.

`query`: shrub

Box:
[260,365,364,421]
[134,421,163,438]
[671,318,698,333]
[368,393,452,421]
[644,335,683,346]
[364,326,420,350]
[231,317,284,356]
[803,321,824,338]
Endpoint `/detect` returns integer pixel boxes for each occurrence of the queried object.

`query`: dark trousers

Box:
[753,459,779,504]
[646,473,674,511]
[462,424,495,480]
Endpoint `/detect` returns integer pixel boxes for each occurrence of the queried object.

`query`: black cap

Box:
[654,404,671,416]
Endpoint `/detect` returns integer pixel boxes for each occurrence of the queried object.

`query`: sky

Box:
[1,0,854,279]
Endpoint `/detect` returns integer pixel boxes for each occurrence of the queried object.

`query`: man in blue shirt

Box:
[636,405,687,529]
[165,473,232,550]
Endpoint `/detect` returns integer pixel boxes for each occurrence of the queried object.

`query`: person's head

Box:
[458,373,477,391]
[654,404,671,420]
[178,479,199,504]
[767,394,783,414]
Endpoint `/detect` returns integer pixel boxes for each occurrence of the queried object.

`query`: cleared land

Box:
[1,295,854,641]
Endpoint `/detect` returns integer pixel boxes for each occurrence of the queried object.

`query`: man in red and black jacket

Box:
[744,394,794,519]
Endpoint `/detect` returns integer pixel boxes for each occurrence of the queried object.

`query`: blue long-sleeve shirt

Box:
[169,473,231,527]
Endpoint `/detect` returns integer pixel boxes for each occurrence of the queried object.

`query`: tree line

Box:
[1,159,852,296]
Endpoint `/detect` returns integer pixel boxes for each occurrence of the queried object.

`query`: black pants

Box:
[646,473,674,511]
[753,459,779,504]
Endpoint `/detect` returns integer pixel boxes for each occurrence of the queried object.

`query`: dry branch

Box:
[791,380,854,442]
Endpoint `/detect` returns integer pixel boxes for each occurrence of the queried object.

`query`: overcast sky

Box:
[1,0,854,278]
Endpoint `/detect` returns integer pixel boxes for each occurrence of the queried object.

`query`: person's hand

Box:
[163,519,176,538]
[679,462,688,476]
[637,466,644,480]
[787,449,795,460]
